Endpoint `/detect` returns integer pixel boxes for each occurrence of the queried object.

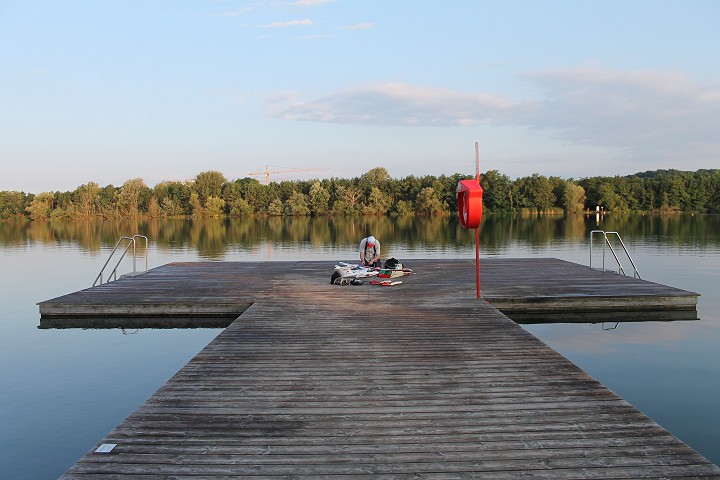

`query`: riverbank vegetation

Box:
[2,168,719,221]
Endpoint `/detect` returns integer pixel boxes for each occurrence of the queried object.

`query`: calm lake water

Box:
[1,215,719,478]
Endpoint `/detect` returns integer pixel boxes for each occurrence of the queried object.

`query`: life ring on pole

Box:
[457,180,483,229]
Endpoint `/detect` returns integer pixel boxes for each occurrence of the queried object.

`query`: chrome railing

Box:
[93,235,148,286]
[590,230,641,279]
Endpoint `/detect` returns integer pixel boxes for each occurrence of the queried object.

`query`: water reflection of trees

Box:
[1,215,719,256]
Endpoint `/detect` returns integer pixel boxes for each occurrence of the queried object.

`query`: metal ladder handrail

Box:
[590,230,641,279]
[93,235,148,286]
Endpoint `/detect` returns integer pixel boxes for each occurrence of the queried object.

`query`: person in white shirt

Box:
[359,235,381,267]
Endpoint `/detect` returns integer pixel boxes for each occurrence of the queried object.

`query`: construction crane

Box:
[247,165,328,185]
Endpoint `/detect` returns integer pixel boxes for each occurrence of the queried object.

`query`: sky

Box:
[1,0,719,193]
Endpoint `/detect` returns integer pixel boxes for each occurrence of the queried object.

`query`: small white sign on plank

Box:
[94,443,117,453]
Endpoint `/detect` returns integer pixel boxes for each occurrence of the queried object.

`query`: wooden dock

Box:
[41,259,719,478]
[39,258,698,328]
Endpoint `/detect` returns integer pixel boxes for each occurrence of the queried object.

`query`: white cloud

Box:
[266,83,512,126]
[517,67,720,159]
[260,18,313,28]
[336,22,373,30]
[265,68,720,163]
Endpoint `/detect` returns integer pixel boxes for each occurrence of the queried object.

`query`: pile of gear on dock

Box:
[331,258,412,286]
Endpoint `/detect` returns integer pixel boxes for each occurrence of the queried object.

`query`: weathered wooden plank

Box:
[80,434,689,455]
[95,427,681,450]
[61,456,718,477]
[73,444,713,468]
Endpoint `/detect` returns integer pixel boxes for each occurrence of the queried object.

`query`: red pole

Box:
[475,142,481,299]
[475,226,480,298]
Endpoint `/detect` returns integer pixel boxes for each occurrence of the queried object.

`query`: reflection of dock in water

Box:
[40,259,718,478]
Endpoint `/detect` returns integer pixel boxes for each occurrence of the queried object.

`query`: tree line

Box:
[2,167,720,221]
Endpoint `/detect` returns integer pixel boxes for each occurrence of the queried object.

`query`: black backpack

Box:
[384,258,402,270]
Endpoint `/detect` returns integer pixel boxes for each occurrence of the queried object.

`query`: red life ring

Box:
[457,180,483,229]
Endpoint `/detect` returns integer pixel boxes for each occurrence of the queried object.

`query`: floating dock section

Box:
[39,259,719,478]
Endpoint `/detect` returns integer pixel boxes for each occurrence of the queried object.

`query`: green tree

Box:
[155,181,192,215]
[52,191,74,216]
[598,183,626,212]
[236,179,269,212]
[363,187,390,215]
[309,181,330,216]
[687,173,710,212]
[285,191,311,216]
[194,171,227,203]
[416,187,444,216]
[708,174,720,213]
[25,192,55,221]
[229,197,253,217]
[359,167,391,199]
[481,170,513,213]
[0,191,28,219]
[663,175,690,212]
[75,182,101,218]
[204,195,226,217]
[393,200,414,216]
[332,186,362,215]
[562,182,586,214]
[189,191,203,216]
[147,196,162,218]
[161,197,184,217]
[8,167,720,221]
[430,175,458,212]
[397,175,423,206]
[627,176,650,211]
[98,185,118,218]
[117,178,149,217]
[268,198,284,216]
[360,167,390,186]
[523,174,555,213]
[550,176,567,210]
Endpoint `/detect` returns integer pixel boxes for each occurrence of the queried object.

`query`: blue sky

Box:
[1,0,719,192]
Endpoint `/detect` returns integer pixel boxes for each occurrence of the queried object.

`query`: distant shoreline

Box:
[2,168,719,221]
